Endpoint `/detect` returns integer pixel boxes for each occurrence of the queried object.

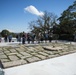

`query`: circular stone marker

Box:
[43,46,63,51]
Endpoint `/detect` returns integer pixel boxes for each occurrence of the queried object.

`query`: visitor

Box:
[44,32,48,43]
[27,33,31,44]
[31,33,35,44]
[16,34,21,42]
[18,34,21,42]
[38,33,41,43]
[40,34,44,43]
[22,32,26,44]
[8,34,12,42]
[48,33,52,42]
[0,35,2,43]
[16,34,18,42]
[4,34,8,42]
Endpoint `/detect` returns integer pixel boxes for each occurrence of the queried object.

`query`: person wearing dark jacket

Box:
[27,33,31,44]
[4,34,8,42]
[22,32,26,44]
[8,34,12,42]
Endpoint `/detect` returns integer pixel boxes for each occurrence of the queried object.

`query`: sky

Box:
[0,0,75,33]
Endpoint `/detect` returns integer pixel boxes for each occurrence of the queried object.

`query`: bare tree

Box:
[29,11,57,35]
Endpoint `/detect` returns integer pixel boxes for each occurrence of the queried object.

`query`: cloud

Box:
[24,5,44,17]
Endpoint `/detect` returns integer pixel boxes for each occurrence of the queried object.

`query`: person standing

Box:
[8,34,12,42]
[44,32,48,43]
[27,33,31,44]
[18,34,21,42]
[22,32,26,44]
[16,34,21,42]
[48,33,52,42]
[0,34,2,43]
[4,34,8,42]
[31,33,35,44]
[16,34,18,42]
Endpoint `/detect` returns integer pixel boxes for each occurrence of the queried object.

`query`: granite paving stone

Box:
[3,60,27,68]
[0,52,5,55]
[19,46,27,51]
[7,53,18,55]
[9,49,17,53]
[35,54,47,60]
[20,52,31,56]
[26,57,41,63]
[15,48,22,52]
[20,55,32,59]
[44,51,55,55]
[27,47,35,52]
[3,51,11,54]
[0,48,2,50]
[16,53,23,57]
[0,42,76,68]
[0,55,7,59]
[30,52,39,55]
[48,54,60,58]
[2,48,7,51]
[0,50,2,52]
[38,52,49,56]
[1,59,10,63]
[8,55,19,61]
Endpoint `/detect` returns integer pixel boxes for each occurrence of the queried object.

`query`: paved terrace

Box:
[0,42,76,68]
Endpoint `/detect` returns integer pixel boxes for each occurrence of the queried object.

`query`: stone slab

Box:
[3,60,27,68]
[8,55,19,61]
[0,55,7,59]
[26,57,40,63]
[43,46,63,51]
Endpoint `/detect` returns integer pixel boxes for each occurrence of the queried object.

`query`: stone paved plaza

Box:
[0,42,76,68]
